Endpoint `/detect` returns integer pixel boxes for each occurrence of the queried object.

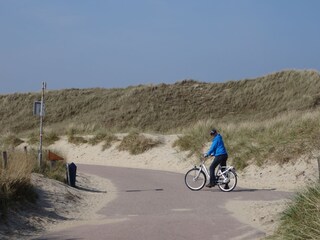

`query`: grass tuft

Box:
[0,151,37,219]
[1,134,24,148]
[27,131,60,146]
[88,131,118,150]
[118,131,162,155]
[67,128,88,145]
[268,183,320,240]
[0,149,67,219]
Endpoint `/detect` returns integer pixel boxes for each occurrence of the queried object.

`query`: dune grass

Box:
[0,70,319,234]
[0,134,24,149]
[0,149,67,219]
[173,110,320,169]
[88,131,118,150]
[0,151,37,219]
[27,131,60,146]
[118,131,162,155]
[1,70,319,135]
[267,182,320,240]
[67,128,88,145]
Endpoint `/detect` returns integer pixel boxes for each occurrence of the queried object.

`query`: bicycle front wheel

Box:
[217,171,237,192]
[185,168,206,191]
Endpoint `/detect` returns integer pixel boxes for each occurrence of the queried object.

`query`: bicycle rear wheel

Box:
[185,168,206,191]
[217,171,237,192]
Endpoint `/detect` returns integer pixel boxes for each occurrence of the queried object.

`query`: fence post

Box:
[2,151,8,169]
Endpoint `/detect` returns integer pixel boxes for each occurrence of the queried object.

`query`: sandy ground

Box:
[5,134,319,238]
[0,171,116,240]
[48,134,319,192]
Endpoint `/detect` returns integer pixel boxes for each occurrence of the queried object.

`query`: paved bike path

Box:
[36,164,292,240]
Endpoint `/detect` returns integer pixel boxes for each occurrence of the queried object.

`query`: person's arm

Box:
[206,138,218,156]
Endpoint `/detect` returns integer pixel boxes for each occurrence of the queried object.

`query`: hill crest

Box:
[1,69,319,134]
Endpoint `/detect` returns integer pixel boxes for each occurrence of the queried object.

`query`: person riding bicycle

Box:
[203,129,228,188]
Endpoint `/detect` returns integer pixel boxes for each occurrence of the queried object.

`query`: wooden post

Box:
[24,146,28,154]
[317,157,320,182]
[2,151,8,169]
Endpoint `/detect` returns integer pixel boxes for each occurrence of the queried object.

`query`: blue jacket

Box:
[206,134,227,156]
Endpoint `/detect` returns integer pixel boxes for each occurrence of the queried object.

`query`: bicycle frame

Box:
[196,161,236,183]
[197,161,210,180]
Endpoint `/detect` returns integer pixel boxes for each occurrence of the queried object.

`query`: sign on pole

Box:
[33,101,41,116]
[33,82,46,168]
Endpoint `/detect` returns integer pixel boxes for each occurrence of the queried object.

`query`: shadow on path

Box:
[75,185,107,193]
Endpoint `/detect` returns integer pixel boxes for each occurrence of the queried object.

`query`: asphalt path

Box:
[36,164,292,240]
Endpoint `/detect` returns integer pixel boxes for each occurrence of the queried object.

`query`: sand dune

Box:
[6,133,319,238]
[48,134,319,192]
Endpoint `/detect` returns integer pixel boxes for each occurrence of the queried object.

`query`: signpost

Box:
[34,82,46,168]
[318,157,320,182]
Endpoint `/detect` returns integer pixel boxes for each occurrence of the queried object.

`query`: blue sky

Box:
[1,0,320,94]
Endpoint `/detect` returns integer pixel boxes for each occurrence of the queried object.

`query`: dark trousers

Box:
[209,154,228,185]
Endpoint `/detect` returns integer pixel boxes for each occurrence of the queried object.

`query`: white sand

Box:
[10,134,320,238]
[49,134,193,174]
[0,171,116,240]
[226,199,288,236]
[47,134,319,192]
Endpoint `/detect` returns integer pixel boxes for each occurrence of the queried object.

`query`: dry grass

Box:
[67,128,88,145]
[267,182,320,240]
[0,70,319,135]
[0,70,319,234]
[118,132,162,155]
[27,131,60,146]
[0,151,37,219]
[0,134,24,149]
[0,69,319,165]
[0,149,67,219]
[174,110,320,169]
[88,131,118,150]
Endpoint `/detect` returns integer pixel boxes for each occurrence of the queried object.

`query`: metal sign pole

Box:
[38,82,46,168]
[318,157,320,182]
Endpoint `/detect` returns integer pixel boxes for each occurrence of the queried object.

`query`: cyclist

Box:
[203,129,228,188]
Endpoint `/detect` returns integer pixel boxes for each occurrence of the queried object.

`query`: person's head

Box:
[210,129,218,137]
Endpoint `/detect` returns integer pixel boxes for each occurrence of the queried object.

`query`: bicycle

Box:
[184,157,237,192]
